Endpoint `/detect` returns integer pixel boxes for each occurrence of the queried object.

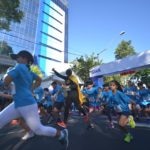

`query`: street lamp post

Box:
[94,49,107,62]
[94,31,126,61]
[97,48,107,57]
[120,31,126,35]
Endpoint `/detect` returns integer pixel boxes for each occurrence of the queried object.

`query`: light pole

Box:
[97,48,107,57]
[94,31,126,61]
[94,49,107,62]
[120,31,126,35]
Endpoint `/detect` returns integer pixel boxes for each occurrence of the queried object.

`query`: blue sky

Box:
[68,0,150,63]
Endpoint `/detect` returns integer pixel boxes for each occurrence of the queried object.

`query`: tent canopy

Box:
[90,50,150,78]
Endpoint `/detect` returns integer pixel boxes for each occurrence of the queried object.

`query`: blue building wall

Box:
[34,0,68,75]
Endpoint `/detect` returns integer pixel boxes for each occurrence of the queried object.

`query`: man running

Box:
[52,68,89,128]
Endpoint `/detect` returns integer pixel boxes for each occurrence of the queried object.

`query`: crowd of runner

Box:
[0,50,150,148]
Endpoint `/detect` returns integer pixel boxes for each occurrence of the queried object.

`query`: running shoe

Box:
[86,123,94,130]
[124,133,133,143]
[108,122,115,128]
[22,131,35,140]
[57,121,67,128]
[59,129,69,148]
[128,115,136,128]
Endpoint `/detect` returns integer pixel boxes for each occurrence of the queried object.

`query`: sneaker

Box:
[86,123,94,130]
[59,129,69,148]
[57,121,67,128]
[124,133,133,143]
[21,131,35,140]
[108,122,115,128]
[128,115,136,128]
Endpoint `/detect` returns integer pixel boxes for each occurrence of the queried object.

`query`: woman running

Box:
[109,80,136,143]
[0,50,68,147]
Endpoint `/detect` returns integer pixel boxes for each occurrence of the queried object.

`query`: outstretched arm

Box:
[52,68,68,80]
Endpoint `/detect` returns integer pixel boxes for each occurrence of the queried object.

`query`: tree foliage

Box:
[132,68,150,85]
[0,0,24,31]
[115,40,136,60]
[104,40,137,84]
[71,53,102,82]
[103,74,122,84]
[0,41,14,73]
[0,41,13,55]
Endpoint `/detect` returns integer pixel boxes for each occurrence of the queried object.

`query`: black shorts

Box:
[0,98,4,105]
[53,102,64,110]
[118,111,131,116]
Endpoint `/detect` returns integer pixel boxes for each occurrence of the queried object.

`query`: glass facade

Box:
[0,0,39,54]
[0,0,68,76]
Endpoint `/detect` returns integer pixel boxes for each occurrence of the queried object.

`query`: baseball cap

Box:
[85,79,93,86]
[10,50,34,64]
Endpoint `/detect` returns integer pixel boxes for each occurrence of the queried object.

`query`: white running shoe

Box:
[59,129,69,149]
[21,131,35,140]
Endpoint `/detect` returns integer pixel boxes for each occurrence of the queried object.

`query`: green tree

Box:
[0,41,13,55]
[132,68,150,85]
[71,53,102,82]
[0,41,14,73]
[103,74,122,84]
[0,0,24,31]
[115,40,136,60]
[104,40,136,85]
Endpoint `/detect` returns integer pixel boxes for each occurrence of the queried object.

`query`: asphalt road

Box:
[0,112,150,150]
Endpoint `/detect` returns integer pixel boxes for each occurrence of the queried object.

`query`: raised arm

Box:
[52,68,68,80]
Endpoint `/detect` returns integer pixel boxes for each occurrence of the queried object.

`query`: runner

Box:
[101,83,115,128]
[109,80,136,143]
[0,50,68,147]
[42,88,53,124]
[0,67,34,140]
[82,79,100,129]
[52,68,89,128]
[50,81,65,126]
[82,79,99,113]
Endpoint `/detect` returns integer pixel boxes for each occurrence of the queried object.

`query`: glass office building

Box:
[0,0,68,76]
[0,0,39,54]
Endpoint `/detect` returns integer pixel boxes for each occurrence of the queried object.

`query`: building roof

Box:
[0,55,16,66]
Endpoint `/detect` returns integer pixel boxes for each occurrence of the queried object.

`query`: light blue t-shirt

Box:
[138,88,149,101]
[82,86,99,102]
[102,90,113,107]
[8,64,38,108]
[34,86,44,103]
[51,85,64,102]
[110,90,131,112]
